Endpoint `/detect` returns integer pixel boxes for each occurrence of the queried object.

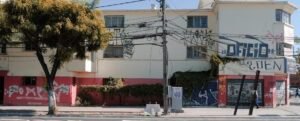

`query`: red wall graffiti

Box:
[3,76,75,106]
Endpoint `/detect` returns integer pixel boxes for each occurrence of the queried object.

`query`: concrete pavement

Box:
[1,97,300,118]
[0,105,300,118]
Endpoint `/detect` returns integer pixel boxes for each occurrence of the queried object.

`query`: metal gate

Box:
[227,80,263,105]
[276,81,285,105]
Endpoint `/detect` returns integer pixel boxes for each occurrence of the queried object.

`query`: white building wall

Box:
[0,0,296,79]
[97,10,216,78]
[218,4,277,36]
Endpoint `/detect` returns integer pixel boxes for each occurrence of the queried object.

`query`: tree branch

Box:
[50,48,61,82]
[22,31,51,79]
[36,46,51,78]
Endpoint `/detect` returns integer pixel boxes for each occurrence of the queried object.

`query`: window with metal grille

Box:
[103,77,113,85]
[276,43,284,56]
[187,16,208,28]
[0,43,6,54]
[104,15,125,28]
[187,46,206,59]
[25,42,36,51]
[103,45,123,58]
[23,77,37,86]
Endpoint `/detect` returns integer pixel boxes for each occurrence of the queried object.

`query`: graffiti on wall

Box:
[4,82,69,102]
[182,29,214,49]
[239,59,283,71]
[183,81,218,106]
[227,80,262,105]
[219,32,284,58]
[223,43,272,58]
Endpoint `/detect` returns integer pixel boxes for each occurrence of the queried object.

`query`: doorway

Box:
[276,80,286,106]
[0,77,4,105]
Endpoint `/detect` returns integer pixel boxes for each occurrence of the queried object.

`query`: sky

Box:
[99,0,300,37]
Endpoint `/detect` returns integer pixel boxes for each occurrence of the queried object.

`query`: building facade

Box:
[215,0,297,107]
[0,0,297,107]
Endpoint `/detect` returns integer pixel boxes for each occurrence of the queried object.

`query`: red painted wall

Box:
[2,75,163,106]
[76,78,102,86]
[218,75,288,107]
[3,76,75,106]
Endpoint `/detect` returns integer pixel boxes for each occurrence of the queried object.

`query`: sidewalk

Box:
[0,106,143,117]
[0,105,300,118]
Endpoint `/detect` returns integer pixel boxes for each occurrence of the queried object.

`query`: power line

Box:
[96,0,147,8]
[167,20,297,40]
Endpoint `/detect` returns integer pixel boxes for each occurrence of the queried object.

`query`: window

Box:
[23,77,37,86]
[103,77,113,85]
[0,43,6,54]
[276,42,293,56]
[104,15,124,28]
[25,42,36,51]
[276,9,291,24]
[187,16,208,28]
[187,46,206,59]
[103,45,123,58]
[276,43,284,56]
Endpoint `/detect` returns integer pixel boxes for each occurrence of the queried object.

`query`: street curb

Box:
[0,111,144,117]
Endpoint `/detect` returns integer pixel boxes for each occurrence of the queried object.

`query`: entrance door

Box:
[0,77,4,105]
[276,81,285,105]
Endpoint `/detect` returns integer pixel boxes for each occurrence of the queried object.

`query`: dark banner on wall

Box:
[183,81,218,106]
[227,80,263,105]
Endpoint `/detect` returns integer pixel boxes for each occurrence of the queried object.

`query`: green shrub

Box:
[77,84,163,106]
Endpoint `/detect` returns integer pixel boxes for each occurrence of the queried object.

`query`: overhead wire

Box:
[167,20,297,40]
[96,0,147,8]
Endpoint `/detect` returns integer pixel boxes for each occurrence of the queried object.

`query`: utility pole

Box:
[160,0,169,115]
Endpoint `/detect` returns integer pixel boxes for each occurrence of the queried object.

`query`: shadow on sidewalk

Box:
[0,109,44,116]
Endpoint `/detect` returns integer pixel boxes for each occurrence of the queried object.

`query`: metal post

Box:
[160,0,169,115]
[249,70,260,115]
[234,75,246,115]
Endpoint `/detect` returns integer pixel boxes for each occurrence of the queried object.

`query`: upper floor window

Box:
[0,43,6,54]
[103,45,123,58]
[276,42,293,56]
[104,15,124,28]
[276,9,291,24]
[187,16,208,28]
[276,43,284,56]
[23,76,37,86]
[25,42,36,51]
[187,46,206,59]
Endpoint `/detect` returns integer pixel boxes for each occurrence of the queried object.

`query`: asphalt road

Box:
[1,116,300,121]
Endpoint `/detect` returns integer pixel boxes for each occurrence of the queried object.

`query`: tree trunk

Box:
[35,47,60,115]
[47,87,57,115]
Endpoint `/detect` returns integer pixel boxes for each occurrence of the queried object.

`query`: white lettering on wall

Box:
[4,82,70,102]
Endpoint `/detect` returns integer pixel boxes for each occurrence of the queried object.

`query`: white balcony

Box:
[272,22,294,45]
